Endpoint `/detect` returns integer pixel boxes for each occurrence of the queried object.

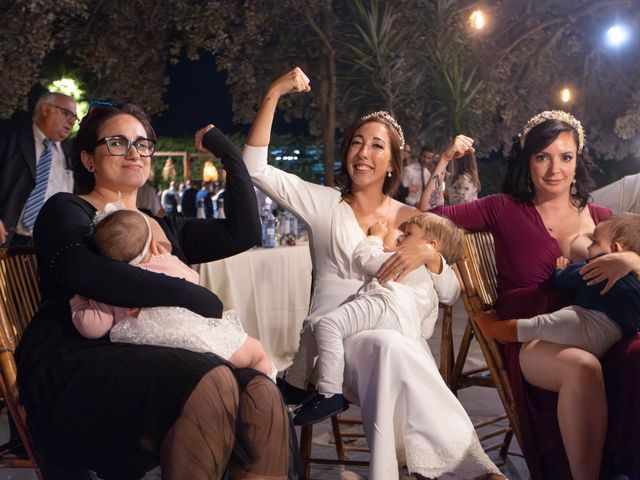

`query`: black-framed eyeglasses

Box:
[46,103,79,123]
[96,136,156,157]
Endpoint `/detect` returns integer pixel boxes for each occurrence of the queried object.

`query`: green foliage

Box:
[3,0,640,187]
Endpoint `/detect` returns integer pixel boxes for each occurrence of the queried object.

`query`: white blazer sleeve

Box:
[243,144,339,226]
[428,256,460,305]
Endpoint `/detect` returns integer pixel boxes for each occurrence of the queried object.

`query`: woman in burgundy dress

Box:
[378,111,640,479]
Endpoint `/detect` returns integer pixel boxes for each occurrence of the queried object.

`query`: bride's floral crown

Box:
[359,111,406,149]
[519,110,586,153]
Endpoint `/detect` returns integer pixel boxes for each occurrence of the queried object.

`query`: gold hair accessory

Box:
[359,111,405,149]
[520,110,586,153]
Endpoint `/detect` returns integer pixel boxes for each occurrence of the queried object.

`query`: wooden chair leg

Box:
[330,415,347,461]
[440,304,454,387]
[450,319,474,395]
[300,424,313,480]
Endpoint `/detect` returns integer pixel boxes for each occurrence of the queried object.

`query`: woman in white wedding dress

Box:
[230,67,503,479]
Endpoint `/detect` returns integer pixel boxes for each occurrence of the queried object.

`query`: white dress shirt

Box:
[15,125,74,235]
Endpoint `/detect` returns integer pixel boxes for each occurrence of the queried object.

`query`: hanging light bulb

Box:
[560,88,572,103]
[469,10,485,30]
[202,160,219,182]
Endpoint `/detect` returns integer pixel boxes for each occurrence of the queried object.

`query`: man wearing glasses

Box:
[0,91,77,246]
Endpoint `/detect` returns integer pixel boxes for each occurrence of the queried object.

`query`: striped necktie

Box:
[23,139,53,233]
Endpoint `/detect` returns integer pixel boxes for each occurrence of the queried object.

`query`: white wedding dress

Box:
[244,145,501,479]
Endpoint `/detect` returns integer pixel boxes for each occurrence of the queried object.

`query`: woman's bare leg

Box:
[160,365,239,480]
[229,375,289,479]
[230,337,274,376]
[520,340,606,480]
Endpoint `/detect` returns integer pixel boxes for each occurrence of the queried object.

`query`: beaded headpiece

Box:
[519,110,586,153]
[359,111,405,149]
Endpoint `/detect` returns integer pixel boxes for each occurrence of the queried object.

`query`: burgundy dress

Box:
[435,194,640,478]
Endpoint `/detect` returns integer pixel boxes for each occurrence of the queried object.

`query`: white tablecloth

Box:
[198,243,312,370]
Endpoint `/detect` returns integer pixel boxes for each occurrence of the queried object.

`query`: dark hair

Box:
[599,213,640,255]
[336,118,403,200]
[452,152,481,191]
[73,104,156,194]
[501,118,595,208]
[92,210,149,263]
[420,145,435,154]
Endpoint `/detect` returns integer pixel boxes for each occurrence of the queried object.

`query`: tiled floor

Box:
[1,299,530,479]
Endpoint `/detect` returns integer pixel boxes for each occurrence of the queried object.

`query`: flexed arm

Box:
[242,67,332,226]
[419,135,475,211]
[247,67,311,147]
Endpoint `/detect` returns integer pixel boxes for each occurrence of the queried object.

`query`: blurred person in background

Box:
[0,92,77,245]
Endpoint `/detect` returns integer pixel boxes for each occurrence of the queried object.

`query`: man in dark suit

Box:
[0,92,77,246]
[180,179,198,217]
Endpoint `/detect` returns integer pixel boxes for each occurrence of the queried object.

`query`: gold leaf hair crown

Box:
[520,110,586,153]
[359,111,405,149]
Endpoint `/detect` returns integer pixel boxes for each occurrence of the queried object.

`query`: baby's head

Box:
[399,213,464,265]
[588,213,640,258]
[92,210,152,264]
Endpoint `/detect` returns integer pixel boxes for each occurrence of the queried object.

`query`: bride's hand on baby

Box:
[377,243,435,282]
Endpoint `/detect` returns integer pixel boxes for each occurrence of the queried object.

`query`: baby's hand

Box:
[556,256,570,269]
[127,308,141,318]
[369,221,388,238]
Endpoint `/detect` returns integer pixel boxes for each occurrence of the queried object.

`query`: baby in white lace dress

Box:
[69,207,277,381]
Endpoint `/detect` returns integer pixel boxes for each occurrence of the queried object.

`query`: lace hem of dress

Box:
[404,429,501,479]
[110,307,247,360]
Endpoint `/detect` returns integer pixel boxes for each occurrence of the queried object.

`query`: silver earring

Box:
[570,178,577,196]
[387,171,392,178]
[87,165,95,172]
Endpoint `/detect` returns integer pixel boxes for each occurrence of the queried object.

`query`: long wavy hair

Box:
[73,104,156,195]
[336,118,404,200]
[452,152,481,191]
[501,118,595,208]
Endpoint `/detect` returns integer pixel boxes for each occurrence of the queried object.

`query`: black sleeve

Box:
[34,193,222,317]
[166,128,261,264]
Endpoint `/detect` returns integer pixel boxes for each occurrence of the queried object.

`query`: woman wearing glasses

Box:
[15,104,290,479]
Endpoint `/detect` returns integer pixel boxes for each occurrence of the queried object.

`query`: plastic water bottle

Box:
[261,198,277,248]
[217,197,225,219]
[196,199,205,219]
[289,213,298,240]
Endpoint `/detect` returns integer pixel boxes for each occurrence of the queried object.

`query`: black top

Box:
[15,128,261,478]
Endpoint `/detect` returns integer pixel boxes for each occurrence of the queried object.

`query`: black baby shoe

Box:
[277,377,310,405]
[293,393,349,426]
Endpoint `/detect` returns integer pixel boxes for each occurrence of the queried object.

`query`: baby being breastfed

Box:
[568,233,592,264]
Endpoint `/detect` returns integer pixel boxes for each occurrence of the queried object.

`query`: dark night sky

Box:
[151,53,240,138]
[151,52,309,140]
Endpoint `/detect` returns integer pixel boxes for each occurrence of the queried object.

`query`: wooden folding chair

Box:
[445,231,524,465]
[298,303,455,480]
[0,246,43,479]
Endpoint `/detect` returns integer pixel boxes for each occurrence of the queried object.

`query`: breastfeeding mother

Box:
[15,104,289,479]
[387,111,640,479]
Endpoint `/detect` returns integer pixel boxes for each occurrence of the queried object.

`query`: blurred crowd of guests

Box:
[396,142,480,208]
